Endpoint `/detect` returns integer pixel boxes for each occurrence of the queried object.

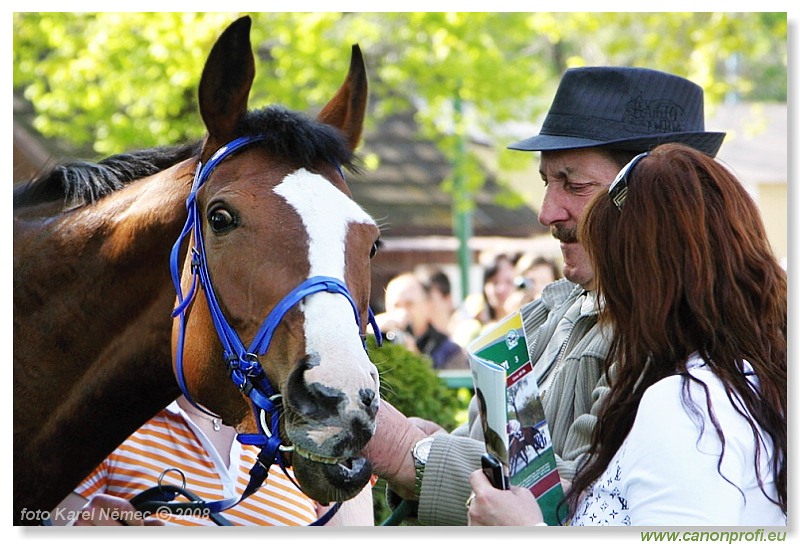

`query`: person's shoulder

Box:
[440,337,468,368]
[639,374,685,408]
[627,375,701,450]
[638,358,727,416]
[521,278,578,315]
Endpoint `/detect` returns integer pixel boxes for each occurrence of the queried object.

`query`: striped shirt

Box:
[75,401,318,526]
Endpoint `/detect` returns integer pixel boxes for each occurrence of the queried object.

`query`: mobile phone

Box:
[481,453,509,490]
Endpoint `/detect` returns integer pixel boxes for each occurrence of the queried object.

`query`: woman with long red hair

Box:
[467,143,786,526]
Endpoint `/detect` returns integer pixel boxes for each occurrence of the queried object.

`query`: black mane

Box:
[14,105,356,211]
[13,141,201,209]
[237,105,359,173]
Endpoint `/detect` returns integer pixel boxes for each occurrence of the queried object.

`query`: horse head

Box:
[171,16,380,504]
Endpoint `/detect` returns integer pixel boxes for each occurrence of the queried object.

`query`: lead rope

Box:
[130,483,340,526]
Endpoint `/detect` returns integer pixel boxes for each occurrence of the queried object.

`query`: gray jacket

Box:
[417,279,612,525]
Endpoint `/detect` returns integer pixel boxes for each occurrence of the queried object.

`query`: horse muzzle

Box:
[281,353,379,501]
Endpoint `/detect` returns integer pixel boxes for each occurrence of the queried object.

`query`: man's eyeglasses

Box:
[608,152,649,210]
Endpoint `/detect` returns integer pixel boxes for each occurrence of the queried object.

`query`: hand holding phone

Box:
[481,453,509,490]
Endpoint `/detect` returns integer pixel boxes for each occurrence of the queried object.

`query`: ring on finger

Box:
[465,492,476,510]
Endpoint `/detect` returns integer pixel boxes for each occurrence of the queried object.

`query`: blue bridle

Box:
[161,135,382,521]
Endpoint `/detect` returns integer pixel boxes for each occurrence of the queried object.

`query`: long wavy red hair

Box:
[569,143,787,517]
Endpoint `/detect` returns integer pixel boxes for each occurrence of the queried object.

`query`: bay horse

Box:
[508,424,547,476]
[13,16,380,524]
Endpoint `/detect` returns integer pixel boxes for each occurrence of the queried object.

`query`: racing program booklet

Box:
[467,311,566,526]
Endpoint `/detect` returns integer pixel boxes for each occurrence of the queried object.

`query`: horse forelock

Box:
[238,106,360,174]
[13,141,201,211]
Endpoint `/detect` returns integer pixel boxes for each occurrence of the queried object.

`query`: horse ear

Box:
[317,44,368,152]
[198,16,255,143]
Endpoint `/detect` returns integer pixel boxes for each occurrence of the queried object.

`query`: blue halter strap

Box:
[163,135,382,521]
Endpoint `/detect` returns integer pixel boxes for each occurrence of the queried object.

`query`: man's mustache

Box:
[551,224,578,244]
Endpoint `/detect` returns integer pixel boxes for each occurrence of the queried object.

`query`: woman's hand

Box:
[467,469,544,526]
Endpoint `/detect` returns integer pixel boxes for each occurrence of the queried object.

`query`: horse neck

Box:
[14,160,194,383]
[13,160,195,520]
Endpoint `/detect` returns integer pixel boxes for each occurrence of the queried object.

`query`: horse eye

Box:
[207,207,236,233]
[369,239,383,259]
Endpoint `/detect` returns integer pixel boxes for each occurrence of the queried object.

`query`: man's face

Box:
[537,149,622,289]
[384,277,430,337]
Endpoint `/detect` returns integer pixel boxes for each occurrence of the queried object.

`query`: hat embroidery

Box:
[623,93,686,133]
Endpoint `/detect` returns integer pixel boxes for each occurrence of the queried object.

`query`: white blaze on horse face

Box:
[274,169,378,404]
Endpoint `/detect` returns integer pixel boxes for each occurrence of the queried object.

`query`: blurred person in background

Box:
[376,272,467,370]
[415,266,456,338]
[450,252,519,347]
[505,254,562,310]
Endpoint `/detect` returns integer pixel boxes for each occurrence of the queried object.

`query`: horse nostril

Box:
[359,388,378,417]
[287,355,344,420]
[350,416,374,448]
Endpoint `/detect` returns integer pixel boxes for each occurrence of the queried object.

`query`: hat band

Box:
[542,111,705,142]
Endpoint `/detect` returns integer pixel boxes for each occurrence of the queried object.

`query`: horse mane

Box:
[238,106,361,174]
[13,141,202,210]
[14,106,358,212]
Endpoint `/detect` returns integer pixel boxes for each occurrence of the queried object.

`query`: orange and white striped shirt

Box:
[75,401,318,526]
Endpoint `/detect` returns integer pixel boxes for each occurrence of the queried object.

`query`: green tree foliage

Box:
[13,12,787,191]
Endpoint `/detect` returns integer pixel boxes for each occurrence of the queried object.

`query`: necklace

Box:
[198,414,223,431]
[181,405,223,431]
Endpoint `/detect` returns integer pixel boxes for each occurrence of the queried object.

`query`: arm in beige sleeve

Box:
[363,395,488,526]
[417,432,485,525]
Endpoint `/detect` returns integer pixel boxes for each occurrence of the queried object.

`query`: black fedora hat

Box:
[509,66,725,156]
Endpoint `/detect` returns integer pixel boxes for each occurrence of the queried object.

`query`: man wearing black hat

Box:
[363,67,725,525]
